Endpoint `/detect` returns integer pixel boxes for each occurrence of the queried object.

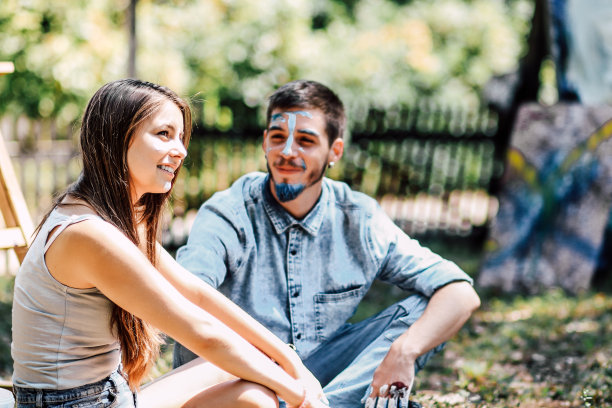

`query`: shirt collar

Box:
[260,174,328,236]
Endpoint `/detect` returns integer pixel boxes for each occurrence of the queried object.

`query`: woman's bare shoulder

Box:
[59,216,124,245]
[52,197,130,246]
[46,206,140,288]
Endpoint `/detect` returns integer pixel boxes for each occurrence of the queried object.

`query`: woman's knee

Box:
[233,381,279,408]
[181,379,278,408]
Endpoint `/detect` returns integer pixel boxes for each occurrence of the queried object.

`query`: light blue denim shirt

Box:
[177,172,472,358]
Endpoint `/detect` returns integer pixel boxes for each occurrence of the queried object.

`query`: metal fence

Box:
[161,102,503,250]
[1,103,504,273]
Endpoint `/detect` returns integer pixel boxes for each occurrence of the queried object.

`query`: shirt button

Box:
[296,333,302,340]
[292,290,300,297]
[290,249,297,256]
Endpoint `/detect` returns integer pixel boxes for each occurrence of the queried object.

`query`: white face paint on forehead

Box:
[269,110,313,155]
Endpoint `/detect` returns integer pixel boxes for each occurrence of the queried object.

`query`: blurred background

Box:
[1,0,610,406]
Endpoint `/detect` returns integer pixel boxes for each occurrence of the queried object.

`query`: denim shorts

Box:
[14,369,137,407]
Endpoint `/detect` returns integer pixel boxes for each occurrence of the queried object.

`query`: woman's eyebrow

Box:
[156,122,178,131]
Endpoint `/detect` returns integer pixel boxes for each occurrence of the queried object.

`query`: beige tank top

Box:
[11,209,120,389]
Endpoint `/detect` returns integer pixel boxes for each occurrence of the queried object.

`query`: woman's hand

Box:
[295,363,327,404]
[285,390,330,408]
[280,347,327,405]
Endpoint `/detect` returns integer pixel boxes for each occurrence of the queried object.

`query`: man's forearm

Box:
[392,281,480,358]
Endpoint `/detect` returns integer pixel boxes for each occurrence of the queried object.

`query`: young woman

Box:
[11,79,327,408]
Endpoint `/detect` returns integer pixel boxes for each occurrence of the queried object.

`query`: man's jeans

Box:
[173,294,443,408]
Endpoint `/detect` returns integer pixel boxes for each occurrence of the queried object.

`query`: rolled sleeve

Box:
[369,206,473,297]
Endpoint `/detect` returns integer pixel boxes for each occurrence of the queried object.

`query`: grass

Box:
[412,289,612,407]
[340,236,612,408]
[1,238,610,407]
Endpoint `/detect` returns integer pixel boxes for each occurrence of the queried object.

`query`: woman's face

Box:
[127,99,186,202]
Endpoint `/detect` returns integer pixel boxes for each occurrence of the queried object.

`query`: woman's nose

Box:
[170,138,187,159]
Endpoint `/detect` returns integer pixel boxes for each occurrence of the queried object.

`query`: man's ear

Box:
[262,130,268,154]
[329,138,344,163]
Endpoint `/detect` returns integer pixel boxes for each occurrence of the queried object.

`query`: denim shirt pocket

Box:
[313,285,366,341]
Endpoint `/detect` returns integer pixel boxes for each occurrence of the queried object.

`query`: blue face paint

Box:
[282,114,298,156]
[269,111,312,156]
[270,112,286,123]
[274,182,306,202]
[267,110,314,202]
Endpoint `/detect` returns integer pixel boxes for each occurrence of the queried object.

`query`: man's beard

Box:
[274,182,306,202]
[267,159,328,203]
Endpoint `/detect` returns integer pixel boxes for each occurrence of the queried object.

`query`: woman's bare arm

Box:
[153,242,325,401]
[45,218,308,407]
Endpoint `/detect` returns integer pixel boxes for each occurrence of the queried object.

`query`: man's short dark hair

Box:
[266,80,346,146]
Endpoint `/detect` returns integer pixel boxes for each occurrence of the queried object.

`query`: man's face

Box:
[263,107,338,202]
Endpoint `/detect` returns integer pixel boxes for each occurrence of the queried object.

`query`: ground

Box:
[412,289,612,408]
[1,268,610,407]
[145,288,611,408]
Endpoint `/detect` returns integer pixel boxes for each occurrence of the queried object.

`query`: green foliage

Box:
[1,0,532,132]
[0,0,129,129]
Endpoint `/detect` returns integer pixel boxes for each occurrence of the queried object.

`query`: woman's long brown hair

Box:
[37,79,192,390]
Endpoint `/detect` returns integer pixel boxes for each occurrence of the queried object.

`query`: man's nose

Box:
[280,138,297,157]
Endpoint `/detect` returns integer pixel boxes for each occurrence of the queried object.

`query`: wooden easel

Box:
[0,62,34,267]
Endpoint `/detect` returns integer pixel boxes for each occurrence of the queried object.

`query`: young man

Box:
[174,80,480,407]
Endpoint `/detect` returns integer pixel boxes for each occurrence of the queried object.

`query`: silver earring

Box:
[328,161,335,168]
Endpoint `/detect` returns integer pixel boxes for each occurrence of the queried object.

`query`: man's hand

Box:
[365,282,480,405]
[366,342,416,404]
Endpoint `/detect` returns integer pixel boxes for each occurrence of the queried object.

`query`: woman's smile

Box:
[127,99,186,201]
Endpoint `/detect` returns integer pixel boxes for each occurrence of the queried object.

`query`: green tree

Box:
[0,0,532,132]
[0,0,130,129]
